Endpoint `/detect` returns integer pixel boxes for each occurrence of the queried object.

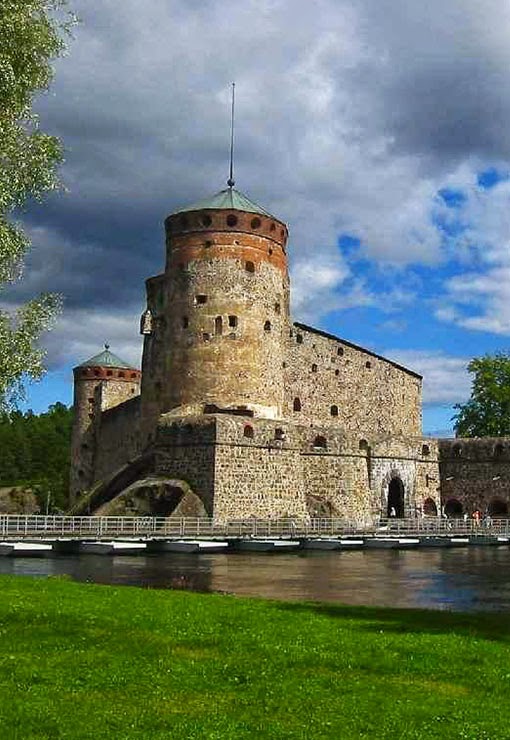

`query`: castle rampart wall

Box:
[94,396,142,483]
[439,438,510,516]
[284,323,422,436]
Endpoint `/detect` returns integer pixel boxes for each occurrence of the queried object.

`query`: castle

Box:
[70,184,510,522]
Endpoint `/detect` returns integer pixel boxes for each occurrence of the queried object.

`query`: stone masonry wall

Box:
[284,323,422,437]
[94,396,142,483]
[439,438,510,516]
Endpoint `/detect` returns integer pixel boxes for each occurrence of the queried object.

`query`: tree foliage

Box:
[453,353,510,437]
[0,402,72,511]
[0,1,76,409]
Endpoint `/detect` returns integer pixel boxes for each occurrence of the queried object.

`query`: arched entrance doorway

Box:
[444,498,463,517]
[423,497,438,516]
[387,477,405,518]
[488,499,508,517]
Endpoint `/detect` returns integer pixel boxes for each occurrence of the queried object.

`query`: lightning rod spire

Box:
[227,82,235,188]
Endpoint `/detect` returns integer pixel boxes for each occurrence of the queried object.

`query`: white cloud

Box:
[385,349,471,405]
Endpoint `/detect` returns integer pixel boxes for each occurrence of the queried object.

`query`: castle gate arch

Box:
[488,499,509,517]
[387,477,405,518]
[444,498,463,517]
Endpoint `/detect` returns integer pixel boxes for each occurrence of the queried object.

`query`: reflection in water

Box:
[2,548,510,612]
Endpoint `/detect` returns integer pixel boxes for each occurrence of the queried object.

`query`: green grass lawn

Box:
[0,576,509,739]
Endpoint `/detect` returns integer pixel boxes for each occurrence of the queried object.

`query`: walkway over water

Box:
[1,515,509,540]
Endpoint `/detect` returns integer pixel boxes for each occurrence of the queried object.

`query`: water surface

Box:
[2,547,510,612]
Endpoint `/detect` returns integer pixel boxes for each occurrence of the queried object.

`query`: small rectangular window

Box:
[196,294,207,305]
[228,315,238,328]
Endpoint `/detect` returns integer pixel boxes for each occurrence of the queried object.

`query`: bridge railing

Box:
[0,515,509,539]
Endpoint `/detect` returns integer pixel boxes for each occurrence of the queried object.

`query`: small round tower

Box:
[140,187,290,435]
[70,345,141,502]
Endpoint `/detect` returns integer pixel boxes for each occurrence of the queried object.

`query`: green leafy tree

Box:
[0,1,76,409]
[453,353,510,437]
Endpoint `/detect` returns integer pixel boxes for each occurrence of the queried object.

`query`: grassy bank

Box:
[0,576,509,739]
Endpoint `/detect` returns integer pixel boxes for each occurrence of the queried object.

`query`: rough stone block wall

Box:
[94,397,142,483]
[439,438,510,515]
[154,415,217,515]
[284,323,422,437]
[212,416,308,523]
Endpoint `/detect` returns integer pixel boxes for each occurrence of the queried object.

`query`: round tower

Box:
[70,345,141,502]
[140,187,290,435]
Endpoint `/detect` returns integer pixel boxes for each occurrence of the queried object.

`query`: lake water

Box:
[2,547,510,612]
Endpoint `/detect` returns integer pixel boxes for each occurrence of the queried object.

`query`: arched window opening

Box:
[264,320,271,332]
[489,499,509,517]
[245,261,255,273]
[106,370,113,377]
[130,373,137,379]
[228,315,238,328]
[337,346,344,356]
[422,444,430,456]
[293,397,301,412]
[423,497,438,516]
[227,214,238,227]
[311,364,318,373]
[387,478,405,518]
[296,334,303,344]
[365,360,372,369]
[243,425,254,439]
[444,498,463,517]
[313,435,327,450]
[330,405,339,417]
[359,439,368,451]
[201,214,212,227]
[268,247,273,256]
[118,371,125,378]
[335,369,340,376]
[275,428,285,441]
[251,217,261,229]
[215,316,223,336]
[94,369,100,377]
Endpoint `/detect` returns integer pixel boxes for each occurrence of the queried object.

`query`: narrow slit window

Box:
[293,397,301,412]
[215,316,223,336]
[264,320,271,332]
[330,405,339,417]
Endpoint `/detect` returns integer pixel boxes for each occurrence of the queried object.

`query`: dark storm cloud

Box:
[5,0,510,367]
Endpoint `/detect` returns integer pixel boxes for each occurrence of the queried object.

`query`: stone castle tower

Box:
[139,188,290,440]
[70,346,141,501]
[70,183,442,523]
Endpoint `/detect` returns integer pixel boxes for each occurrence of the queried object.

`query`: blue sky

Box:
[10,0,510,437]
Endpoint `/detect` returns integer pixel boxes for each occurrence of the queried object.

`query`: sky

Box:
[8,0,510,435]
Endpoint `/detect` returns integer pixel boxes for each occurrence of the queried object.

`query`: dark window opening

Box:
[296,334,303,344]
[282,361,287,368]
[335,369,340,376]
[196,294,207,305]
[204,404,254,417]
[215,316,223,336]
[264,320,271,332]
[365,361,372,369]
[268,247,273,256]
[489,499,509,516]
[182,316,189,328]
[106,370,113,377]
[243,425,254,439]
[205,240,212,248]
[245,261,255,273]
[78,469,85,479]
[131,373,137,379]
[359,439,368,451]
[201,214,212,227]
[280,229,285,238]
[228,315,238,328]
[311,364,318,373]
[274,302,281,314]
[313,435,327,450]
[293,397,301,412]
[202,333,211,342]
[88,397,94,403]
[275,428,285,441]
[81,443,89,451]
[330,405,338,417]
[251,217,261,229]
[118,371,125,378]
[270,222,276,231]
[337,347,344,356]
[227,214,238,227]
[422,444,430,456]
[94,369,100,376]
[423,498,438,516]
[444,498,463,517]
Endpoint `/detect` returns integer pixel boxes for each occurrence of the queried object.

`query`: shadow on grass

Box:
[274,601,510,643]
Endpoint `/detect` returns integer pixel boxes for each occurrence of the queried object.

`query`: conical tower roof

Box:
[172,187,277,219]
[77,345,136,370]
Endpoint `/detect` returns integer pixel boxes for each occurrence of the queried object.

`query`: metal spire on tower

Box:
[227,82,235,188]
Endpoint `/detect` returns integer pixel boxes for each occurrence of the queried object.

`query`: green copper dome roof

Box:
[172,187,276,218]
[78,345,136,370]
